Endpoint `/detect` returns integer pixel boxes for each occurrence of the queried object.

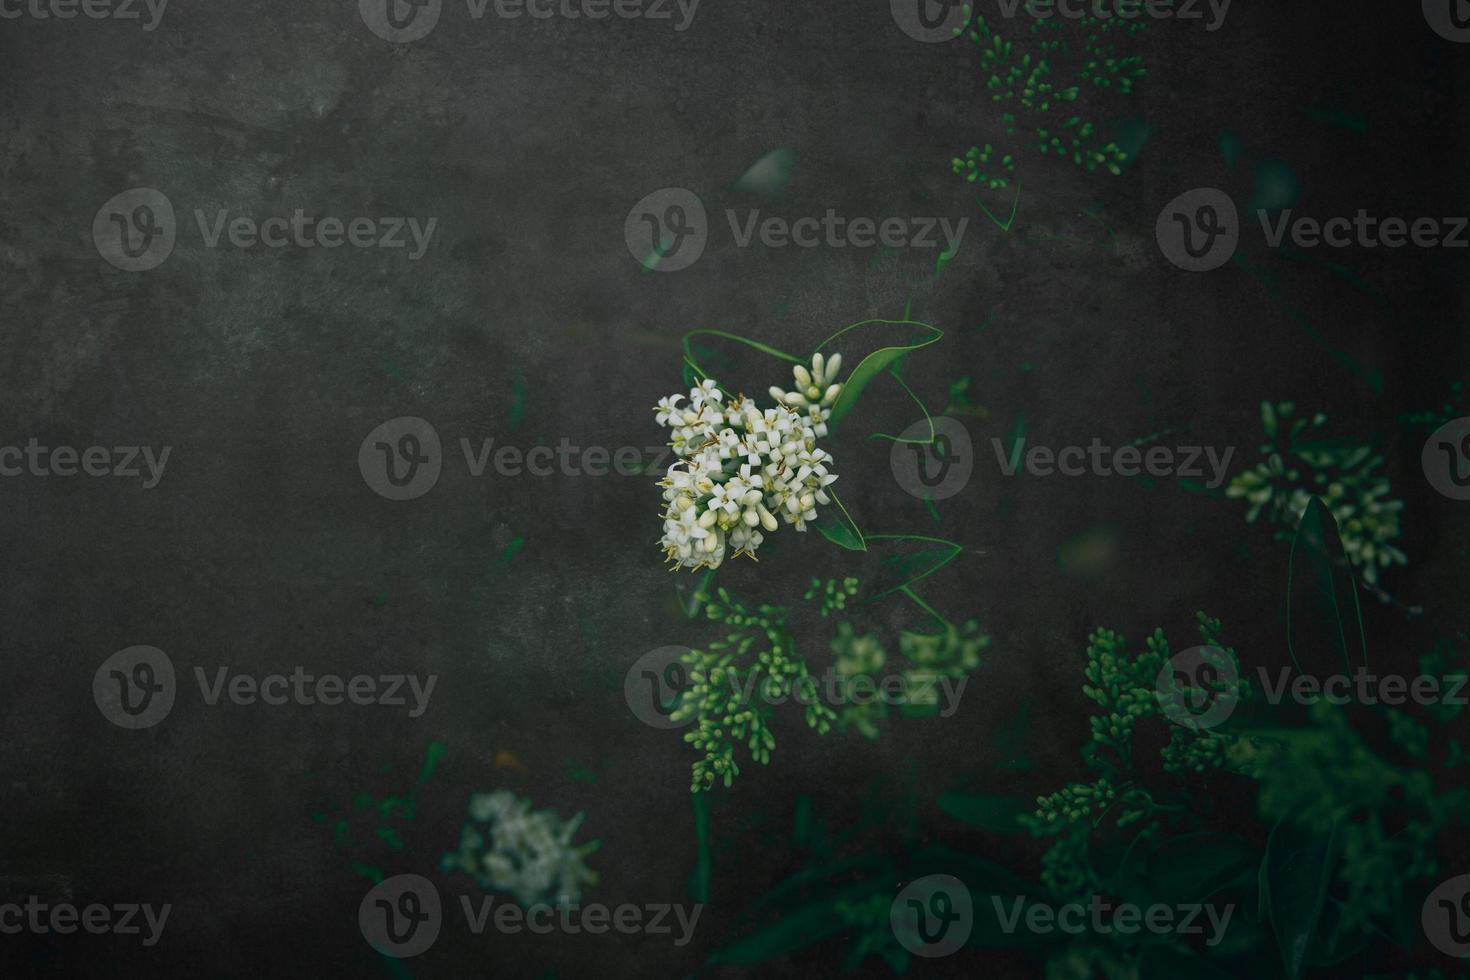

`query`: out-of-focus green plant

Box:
[440,790,600,907]
[1402,379,1467,432]
[940,501,1467,978]
[804,576,859,617]
[675,587,836,792]
[1226,401,1406,590]
[952,10,1145,198]
[674,584,987,790]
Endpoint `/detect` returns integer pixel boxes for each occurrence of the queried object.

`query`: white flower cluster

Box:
[440,790,599,907]
[655,353,844,570]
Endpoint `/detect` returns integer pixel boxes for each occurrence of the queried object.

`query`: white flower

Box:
[441,791,599,907]
[769,353,844,413]
[689,378,723,411]
[654,394,684,427]
[653,360,844,568]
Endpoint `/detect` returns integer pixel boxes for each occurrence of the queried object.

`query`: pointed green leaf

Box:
[937,792,1032,834]
[813,489,866,551]
[864,534,962,601]
[813,319,944,431]
[1287,496,1368,676]
[1262,817,1340,980]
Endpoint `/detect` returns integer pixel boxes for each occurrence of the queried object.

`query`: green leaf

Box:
[677,566,717,619]
[864,534,962,602]
[1139,946,1236,980]
[1116,832,1259,909]
[680,328,801,393]
[1287,496,1368,677]
[689,792,712,904]
[906,846,1048,948]
[1306,898,1371,967]
[744,854,889,920]
[812,319,944,431]
[937,792,1033,834]
[734,148,795,198]
[708,881,885,965]
[1262,817,1340,980]
[813,488,867,552]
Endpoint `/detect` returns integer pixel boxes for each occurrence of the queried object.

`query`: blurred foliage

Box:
[440,790,599,907]
[674,584,987,791]
[1226,402,1406,592]
[311,741,447,884]
[952,8,1146,206]
[708,501,1469,976]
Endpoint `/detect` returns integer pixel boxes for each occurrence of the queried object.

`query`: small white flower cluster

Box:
[655,353,844,570]
[440,790,599,907]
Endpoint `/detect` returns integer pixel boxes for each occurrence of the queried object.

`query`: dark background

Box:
[0,0,1467,976]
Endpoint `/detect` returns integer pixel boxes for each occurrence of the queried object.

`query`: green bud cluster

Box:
[803,576,859,617]
[953,11,1142,202]
[1226,402,1406,588]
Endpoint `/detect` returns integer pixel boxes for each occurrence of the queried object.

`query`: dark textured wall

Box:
[0,0,1466,977]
